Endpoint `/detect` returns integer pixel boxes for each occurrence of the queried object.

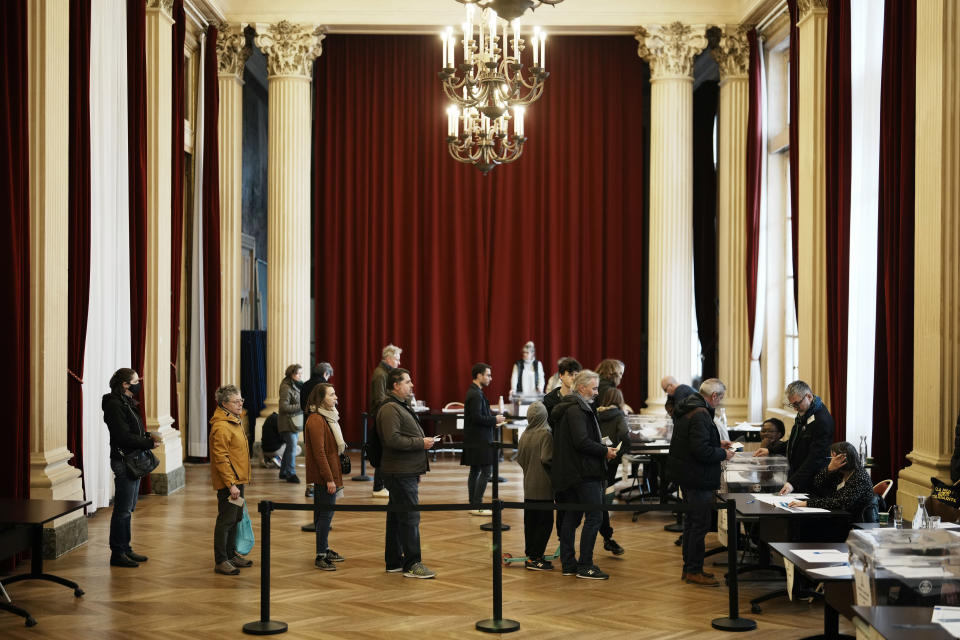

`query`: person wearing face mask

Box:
[549,370,618,580]
[210,384,252,575]
[103,368,159,568]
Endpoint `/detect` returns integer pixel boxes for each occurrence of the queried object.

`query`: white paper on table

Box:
[932,606,960,623]
[792,549,850,564]
[938,622,960,638]
[807,565,854,578]
[774,502,830,513]
[890,566,946,579]
[750,493,808,505]
[784,558,795,600]
[938,521,960,529]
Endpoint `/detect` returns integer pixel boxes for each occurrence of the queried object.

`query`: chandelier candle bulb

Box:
[512,20,519,60]
[533,26,540,65]
[441,30,448,68]
[540,31,545,69]
[489,11,497,59]
[447,29,455,67]
[514,106,524,136]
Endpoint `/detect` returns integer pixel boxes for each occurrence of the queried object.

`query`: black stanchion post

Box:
[243,501,288,635]
[480,429,509,532]
[352,412,371,482]
[711,498,757,632]
[476,442,520,634]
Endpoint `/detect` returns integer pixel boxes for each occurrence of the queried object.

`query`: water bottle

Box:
[912,495,930,530]
[859,435,868,467]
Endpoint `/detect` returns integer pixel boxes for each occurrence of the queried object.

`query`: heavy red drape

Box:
[872,0,916,489]
[313,35,646,441]
[170,0,185,430]
[202,25,222,420]
[68,0,92,480]
[825,0,851,440]
[0,0,30,501]
[745,29,763,344]
[788,0,800,312]
[692,81,719,379]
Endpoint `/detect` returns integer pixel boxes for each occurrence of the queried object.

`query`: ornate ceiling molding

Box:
[636,22,708,80]
[253,21,325,79]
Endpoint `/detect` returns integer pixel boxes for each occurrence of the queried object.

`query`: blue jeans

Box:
[681,487,714,574]
[383,474,421,570]
[314,488,337,554]
[468,464,492,506]
[280,431,299,477]
[558,479,603,570]
[109,458,141,556]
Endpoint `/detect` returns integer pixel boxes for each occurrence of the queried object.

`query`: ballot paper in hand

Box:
[228,495,245,507]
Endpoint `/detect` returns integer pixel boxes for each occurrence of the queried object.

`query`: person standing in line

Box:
[550,370,617,580]
[103,368,159,568]
[509,341,546,400]
[277,363,304,483]
[596,387,629,556]
[370,344,402,498]
[210,384,253,575]
[666,378,734,587]
[305,383,346,571]
[517,402,555,570]
[377,367,437,579]
[302,362,334,499]
[595,359,627,411]
[542,357,582,428]
[462,363,506,516]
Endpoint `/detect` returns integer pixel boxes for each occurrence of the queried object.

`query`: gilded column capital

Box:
[636,22,708,80]
[217,24,251,79]
[146,0,174,18]
[711,26,751,79]
[254,21,325,79]
[797,0,829,21]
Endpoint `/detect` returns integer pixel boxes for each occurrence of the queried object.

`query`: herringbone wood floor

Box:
[0,454,853,639]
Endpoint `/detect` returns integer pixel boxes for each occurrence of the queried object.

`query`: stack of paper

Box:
[932,606,960,637]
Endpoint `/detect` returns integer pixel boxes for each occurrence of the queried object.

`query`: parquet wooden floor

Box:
[0,453,854,639]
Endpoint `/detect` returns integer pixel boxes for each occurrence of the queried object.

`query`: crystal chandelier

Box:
[439,2,551,174]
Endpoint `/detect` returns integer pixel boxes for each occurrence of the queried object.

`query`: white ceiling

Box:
[213,0,775,34]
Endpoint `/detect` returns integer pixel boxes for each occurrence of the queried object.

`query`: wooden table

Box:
[0,498,90,627]
[770,541,854,640]
[851,606,952,639]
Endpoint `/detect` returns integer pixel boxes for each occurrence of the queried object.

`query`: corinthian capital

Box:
[636,23,708,80]
[711,26,750,79]
[217,24,251,79]
[797,0,829,21]
[146,0,174,16]
[254,21,325,79]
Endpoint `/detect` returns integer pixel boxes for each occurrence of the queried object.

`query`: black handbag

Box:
[339,452,351,475]
[123,449,160,478]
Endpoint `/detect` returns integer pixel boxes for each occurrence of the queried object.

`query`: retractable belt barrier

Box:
[242,442,757,636]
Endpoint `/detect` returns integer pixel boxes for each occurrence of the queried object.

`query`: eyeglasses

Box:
[228,398,245,404]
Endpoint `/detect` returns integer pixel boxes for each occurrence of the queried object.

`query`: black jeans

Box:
[681,487,714,574]
[314,489,337,554]
[468,464,492,506]
[523,499,555,560]
[557,479,603,571]
[109,459,141,556]
[373,466,384,491]
[214,484,245,564]
[383,474,421,570]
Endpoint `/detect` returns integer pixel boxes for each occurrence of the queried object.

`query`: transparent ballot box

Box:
[720,453,788,493]
[847,528,960,607]
[626,414,673,446]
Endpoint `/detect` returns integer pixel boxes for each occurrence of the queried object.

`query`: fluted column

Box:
[712,27,751,422]
[897,0,960,516]
[796,1,831,406]
[27,0,86,556]
[637,23,708,412]
[255,22,324,415]
[217,24,250,388]
[144,0,184,494]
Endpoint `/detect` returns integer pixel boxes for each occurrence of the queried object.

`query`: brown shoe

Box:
[685,571,720,586]
[215,561,240,575]
[230,555,253,568]
[681,570,715,580]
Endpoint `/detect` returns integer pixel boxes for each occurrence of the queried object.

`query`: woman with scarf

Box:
[305,383,346,570]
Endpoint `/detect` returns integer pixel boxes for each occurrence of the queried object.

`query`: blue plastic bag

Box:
[236,502,255,556]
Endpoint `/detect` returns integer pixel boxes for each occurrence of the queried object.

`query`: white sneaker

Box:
[469,509,493,516]
[372,488,390,498]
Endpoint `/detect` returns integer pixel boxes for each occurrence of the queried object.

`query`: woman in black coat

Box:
[596,387,630,555]
[103,368,158,568]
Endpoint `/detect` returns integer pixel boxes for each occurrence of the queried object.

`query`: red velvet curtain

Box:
[170,0,185,430]
[313,35,646,441]
[788,0,800,312]
[692,81,719,380]
[0,0,30,501]
[201,25,222,420]
[872,0,916,489]
[68,0,92,481]
[825,0,851,440]
[745,29,763,344]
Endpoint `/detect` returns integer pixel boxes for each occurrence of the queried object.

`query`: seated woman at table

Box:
[759,418,786,450]
[788,441,876,520]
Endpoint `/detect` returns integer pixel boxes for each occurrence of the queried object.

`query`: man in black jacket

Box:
[550,370,617,580]
[666,378,734,587]
[542,357,582,428]
[754,380,834,494]
[461,363,506,515]
[370,344,402,497]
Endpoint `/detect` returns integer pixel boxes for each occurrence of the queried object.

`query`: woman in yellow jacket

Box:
[305,383,345,571]
[209,384,252,575]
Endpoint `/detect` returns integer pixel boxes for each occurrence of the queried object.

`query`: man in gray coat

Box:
[376,367,437,579]
[369,344,402,497]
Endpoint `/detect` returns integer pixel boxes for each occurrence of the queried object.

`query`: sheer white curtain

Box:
[83,0,131,511]
[187,34,208,458]
[748,37,768,423]
[845,0,883,453]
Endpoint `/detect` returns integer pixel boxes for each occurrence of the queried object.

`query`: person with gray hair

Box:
[510,341,545,399]
[209,384,252,575]
[666,378,735,587]
[754,379,834,495]
[369,344,403,497]
[517,401,555,570]
[550,369,617,579]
